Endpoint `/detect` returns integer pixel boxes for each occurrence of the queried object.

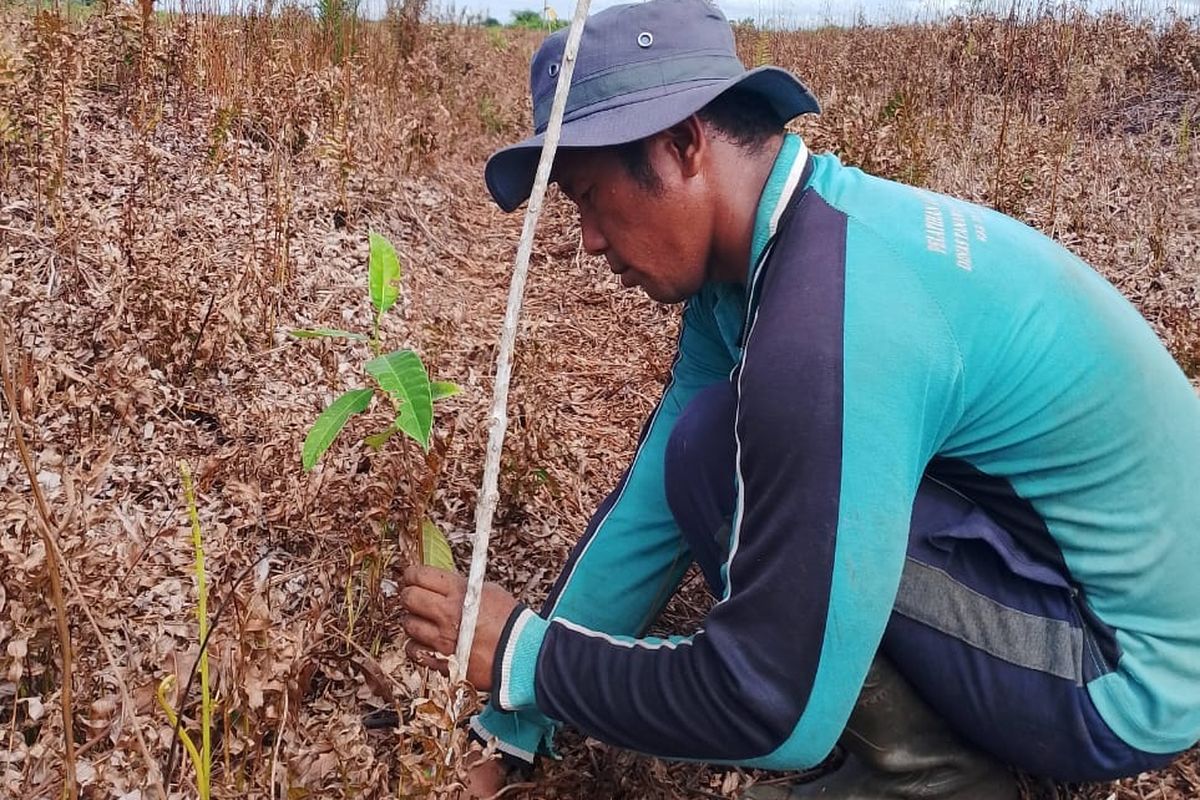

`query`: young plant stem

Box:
[453,0,592,684]
[155,677,205,782]
[415,430,450,540]
[178,461,213,799]
[398,432,419,564]
[0,327,78,800]
[164,556,269,788]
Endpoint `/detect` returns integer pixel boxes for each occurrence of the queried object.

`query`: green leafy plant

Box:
[508,8,565,30]
[315,0,361,64]
[294,231,459,470]
[292,232,460,569]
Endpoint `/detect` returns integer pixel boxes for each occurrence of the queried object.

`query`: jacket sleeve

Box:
[484,198,964,769]
[471,291,737,763]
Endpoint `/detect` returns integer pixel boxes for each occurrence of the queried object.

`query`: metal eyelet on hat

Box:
[548,62,560,77]
[637,31,654,48]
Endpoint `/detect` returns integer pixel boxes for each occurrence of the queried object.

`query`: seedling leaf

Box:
[365,349,433,451]
[302,388,374,471]
[421,519,455,572]
[290,327,368,341]
[431,381,461,402]
[368,232,402,315]
[364,425,398,451]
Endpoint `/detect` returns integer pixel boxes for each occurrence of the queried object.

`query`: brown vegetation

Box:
[0,2,1197,797]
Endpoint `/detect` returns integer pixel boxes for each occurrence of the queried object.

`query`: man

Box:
[400,0,1200,797]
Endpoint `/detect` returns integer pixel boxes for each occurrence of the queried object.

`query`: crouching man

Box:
[401,0,1200,797]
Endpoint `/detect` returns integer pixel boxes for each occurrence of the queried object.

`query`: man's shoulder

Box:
[802,155,1057,279]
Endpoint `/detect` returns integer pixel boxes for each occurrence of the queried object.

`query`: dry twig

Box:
[0,325,165,797]
[0,324,78,800]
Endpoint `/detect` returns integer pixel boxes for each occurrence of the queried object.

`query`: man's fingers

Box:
[402,564,465,596]
[402,613,457,655]
[399,567,517,690]
[400,584,465,633]
[405,641,451,674]
[400,584,446,618]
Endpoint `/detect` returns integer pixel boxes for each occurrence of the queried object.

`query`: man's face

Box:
[552,143,712,305]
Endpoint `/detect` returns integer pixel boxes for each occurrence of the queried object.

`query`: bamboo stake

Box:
[454,0,592,682]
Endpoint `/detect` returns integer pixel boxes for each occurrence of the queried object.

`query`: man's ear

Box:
[657,114,707,180]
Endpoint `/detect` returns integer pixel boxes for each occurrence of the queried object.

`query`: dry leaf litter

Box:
[0,5,1197,799]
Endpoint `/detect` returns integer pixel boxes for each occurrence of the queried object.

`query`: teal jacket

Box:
[471,135,1200,767]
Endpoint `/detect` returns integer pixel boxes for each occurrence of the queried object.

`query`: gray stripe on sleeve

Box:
[894,557,1084,685]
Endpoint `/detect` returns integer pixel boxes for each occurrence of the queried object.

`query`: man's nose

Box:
[579,216,607,256]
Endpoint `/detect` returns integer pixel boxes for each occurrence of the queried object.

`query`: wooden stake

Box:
[454,0,593,682]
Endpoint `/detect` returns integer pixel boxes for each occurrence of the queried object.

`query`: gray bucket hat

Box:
[484,0,820,212]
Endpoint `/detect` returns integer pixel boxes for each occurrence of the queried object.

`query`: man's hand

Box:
[459,749,509,799]
[400,565,519,691]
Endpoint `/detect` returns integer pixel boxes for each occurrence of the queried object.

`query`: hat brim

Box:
[484,66,820,213]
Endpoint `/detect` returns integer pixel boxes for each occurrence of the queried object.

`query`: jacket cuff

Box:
[469,703,559,768]
[491,605,550,713]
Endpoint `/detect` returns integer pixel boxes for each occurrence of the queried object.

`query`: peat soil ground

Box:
[2,9,1199,799]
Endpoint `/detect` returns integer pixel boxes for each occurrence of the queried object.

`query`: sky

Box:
[159,0,1200,27]
[411,0,1199,26]
[433,0,952,25]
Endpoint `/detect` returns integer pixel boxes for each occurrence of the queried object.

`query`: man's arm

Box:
[484,199,965,769]
[469,290,738,763]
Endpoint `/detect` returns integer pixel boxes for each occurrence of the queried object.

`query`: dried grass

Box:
[0,3,1197,798]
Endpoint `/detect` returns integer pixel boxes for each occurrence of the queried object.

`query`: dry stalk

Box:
[1046,10,1083,236]
[454,0,593,681]
[990,2,1020,209]
[268,677,288,796]
[0,327,166,798]
[403,195,468,273]
[0,325,77,800]
[51,9,73,224]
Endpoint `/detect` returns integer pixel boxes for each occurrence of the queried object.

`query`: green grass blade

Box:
[178,462,212,799]
[302,388,374,471]
[368,232,402,316]
[430,380,461,402]
[155,676,205,796]
[421,518,455,572]
[365,350,433,451]
[290,327,368,341]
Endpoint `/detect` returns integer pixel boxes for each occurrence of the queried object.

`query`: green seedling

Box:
[421,518,455,572]
[293,231,460,468]
[292,231,460,568]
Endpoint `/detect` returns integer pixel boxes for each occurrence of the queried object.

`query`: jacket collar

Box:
[748,133,810,284]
